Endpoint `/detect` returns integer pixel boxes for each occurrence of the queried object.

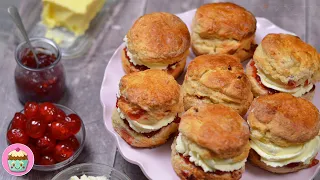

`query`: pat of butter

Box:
[42,0,106,36]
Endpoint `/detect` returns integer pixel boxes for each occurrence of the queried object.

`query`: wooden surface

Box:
[0,0,319,179]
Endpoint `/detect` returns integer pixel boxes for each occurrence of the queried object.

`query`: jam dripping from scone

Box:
[124,48,179,72]
[250,61,279,94]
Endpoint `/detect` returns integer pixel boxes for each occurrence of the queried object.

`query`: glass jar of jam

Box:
[14,38,66,104]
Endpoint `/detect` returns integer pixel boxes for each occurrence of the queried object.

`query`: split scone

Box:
[171,104,250,180]
[191,2,257,62]
[122,12,190,78]
[112,69,183,148]
[182,54,253,116]
[248,93,320,173]
[246,33,320,101]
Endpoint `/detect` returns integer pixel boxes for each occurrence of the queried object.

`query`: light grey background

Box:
[0,0,319,179]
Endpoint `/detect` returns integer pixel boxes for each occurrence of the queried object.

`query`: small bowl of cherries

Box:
[6,102,86,171]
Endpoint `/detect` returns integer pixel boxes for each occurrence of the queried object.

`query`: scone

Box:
[247,93,320,174]
[122,12,190,79]
[171,104,250,180]
[191,2,257,62]
[246,33,320,101]
[112,69,183,148]
[182,54,253,116]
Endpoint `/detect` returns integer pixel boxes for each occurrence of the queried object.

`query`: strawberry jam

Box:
[250,61,279,94]
[14,39,66,103]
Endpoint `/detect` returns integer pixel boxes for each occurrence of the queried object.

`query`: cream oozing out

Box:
[123,36,168,70]
[175,133,246,172]
[255,64,313,97]
[250,136,320,167]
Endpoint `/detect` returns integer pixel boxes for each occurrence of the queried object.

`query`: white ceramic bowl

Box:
[51,163,130,180]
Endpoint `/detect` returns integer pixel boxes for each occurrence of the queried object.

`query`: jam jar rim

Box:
[14,37,62,72]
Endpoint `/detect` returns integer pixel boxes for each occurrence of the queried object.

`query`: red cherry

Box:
[50,122,70,140]
[27,143,41,164]
[25,117,46,138]
[39,155,56,165]
[55,108,66,122]
[7,128,29,144]
[39,102,57,124]
[11,112,27,130]
[60,135,80,150]
[64,114,82,135]
[53,143,74,162]
[36,135,56,155]
[24,102,39,119]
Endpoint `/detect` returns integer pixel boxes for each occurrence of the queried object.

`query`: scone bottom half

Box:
[171,104,250,180]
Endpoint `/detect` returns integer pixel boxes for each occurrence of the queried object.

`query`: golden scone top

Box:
[179,104,250,159]
[126,12,190,64]
[254,33,320,85]
[119,69,181,111]
[248,93,320,147]
[193,2,256,40]
[183,54,253,115]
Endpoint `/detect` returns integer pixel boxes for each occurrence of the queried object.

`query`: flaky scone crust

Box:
[248,150,312,174]
[182,54,253,116]
[112,109,178,148]
[192,3,256,41]
[254,33,320,85]
[121,48,187,79]
[126,12,190,64]
[119,69,181,111]
[171,139,244,180]
[179,104,250,159]
[246,59,316,101]
[247,93,320,147]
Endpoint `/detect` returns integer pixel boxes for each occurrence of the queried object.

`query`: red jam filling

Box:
[250,61,279,95]
[124,47,178,71]
[116,97,180,138]
[251,61,313,95]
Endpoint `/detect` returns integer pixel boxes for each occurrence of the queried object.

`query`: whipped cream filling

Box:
[123,36,168,70]
[117,106,176,133]
[250,136,320,167]
[256,65,313,97]
[175,133,246,172]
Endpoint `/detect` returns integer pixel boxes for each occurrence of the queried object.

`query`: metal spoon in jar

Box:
[8,6,40,68]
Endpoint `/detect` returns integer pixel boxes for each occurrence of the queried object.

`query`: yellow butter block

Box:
[42,0,106,36]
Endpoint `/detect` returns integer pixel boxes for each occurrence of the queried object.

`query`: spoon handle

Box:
[8,6,40,66]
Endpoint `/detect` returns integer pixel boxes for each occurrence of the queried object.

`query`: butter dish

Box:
[14,0,119,59]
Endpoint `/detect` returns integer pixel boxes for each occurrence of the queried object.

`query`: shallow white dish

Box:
[100,9,320,180]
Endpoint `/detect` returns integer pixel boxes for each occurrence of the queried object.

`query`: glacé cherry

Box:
[7,128,29,144]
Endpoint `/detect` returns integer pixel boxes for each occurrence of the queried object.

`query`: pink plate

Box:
[100,9,320,180]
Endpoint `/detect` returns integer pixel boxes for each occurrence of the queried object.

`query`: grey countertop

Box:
[0,0,319,180]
